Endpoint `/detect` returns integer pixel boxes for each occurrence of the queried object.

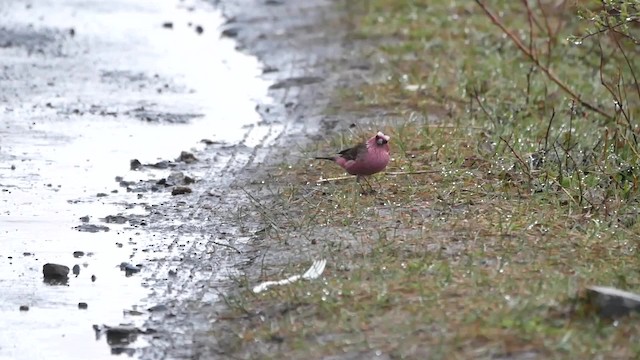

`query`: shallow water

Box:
[0,0,270,358]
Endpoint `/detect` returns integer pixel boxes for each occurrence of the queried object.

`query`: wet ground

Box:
[0,0,281,358]
[134,0,381,358]
[0,0,369,356]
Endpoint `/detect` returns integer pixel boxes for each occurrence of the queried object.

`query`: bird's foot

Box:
[360,188,377,196]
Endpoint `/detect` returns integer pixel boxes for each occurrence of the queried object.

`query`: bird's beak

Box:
[376,132,390,145]
[376,137,388,145]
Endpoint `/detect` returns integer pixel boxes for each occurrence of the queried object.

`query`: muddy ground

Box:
[141,0,379,358]
[1,0,369,358]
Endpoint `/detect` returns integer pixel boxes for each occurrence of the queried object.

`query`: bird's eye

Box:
[376,137,387,145]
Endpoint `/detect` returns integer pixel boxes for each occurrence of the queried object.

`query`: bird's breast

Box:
[344,150,389,176]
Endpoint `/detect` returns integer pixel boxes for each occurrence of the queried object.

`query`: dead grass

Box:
[214,0,640,359]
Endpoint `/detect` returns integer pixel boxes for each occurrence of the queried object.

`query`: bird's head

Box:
[368,131,390,153]
[375,131,390,146]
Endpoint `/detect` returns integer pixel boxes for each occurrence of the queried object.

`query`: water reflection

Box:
[0,0,270,359]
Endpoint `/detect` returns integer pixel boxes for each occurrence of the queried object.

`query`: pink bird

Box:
[315,131,391,192]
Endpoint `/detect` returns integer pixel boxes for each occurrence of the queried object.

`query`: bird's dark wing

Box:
[338,142,366,161]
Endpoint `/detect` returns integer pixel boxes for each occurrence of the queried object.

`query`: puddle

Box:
[0,0,272,358]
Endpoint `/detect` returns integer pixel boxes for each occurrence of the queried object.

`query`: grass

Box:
[213,0,640,358]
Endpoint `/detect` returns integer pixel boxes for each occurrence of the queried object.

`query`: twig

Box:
[543,108,556,153]
[553,179,580,205]
[240,187,281,231]
[211,240,242,254]
[500,136,533,181]
[522,0,536,58]
[597,40,637,148]
[474,0,613,119]
[579,18,640,44]
[525,66,535,105]
[422,124,486,129]
[535,0,554,67]
[472,86,498,126]
[316,170,438,183]
[315,176,352,183]
[611,28,640,145]
[564,150,586,206]
[386,170,439,175]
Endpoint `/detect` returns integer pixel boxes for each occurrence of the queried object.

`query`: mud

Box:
[0,0,275,358]
[1,0,370,358]
[137,0,381,358]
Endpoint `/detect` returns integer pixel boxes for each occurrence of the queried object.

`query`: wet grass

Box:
[215,0,640,358]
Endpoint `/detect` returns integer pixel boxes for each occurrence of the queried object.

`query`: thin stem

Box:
[474,0,613,119]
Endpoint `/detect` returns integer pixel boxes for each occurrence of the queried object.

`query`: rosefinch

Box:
[315,131,390,192]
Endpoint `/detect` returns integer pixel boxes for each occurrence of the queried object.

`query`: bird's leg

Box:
[370,175,383,193]
[361,176,376,195]
[356,175,367,194]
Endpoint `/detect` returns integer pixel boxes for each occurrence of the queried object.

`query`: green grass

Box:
[214,0,640,358]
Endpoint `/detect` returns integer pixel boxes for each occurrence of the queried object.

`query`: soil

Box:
[138,0,381,358]
[0,0,366,358]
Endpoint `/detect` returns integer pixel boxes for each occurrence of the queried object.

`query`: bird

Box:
[315,131,391,193]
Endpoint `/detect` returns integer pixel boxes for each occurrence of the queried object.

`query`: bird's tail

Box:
[314,156,336,161]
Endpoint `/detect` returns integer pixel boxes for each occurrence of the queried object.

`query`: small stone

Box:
[105,325,139,345]
[130,159,142,170]
[43,263,70,279]
[78,302,88,309]
[147,304,168,312]
[585,286,640,318]
[102,215,128,224]
[171,186,192,196]
[269,76,323,90]
[74,224,110,233]
[221,27,239,38]
[120,262,141,276]
[195,25,204,34]
[200,139,220,145]
[91,275,96,282]
[23,252,32,256]
[73,251,85,258]
[176,151,197,163]
[124,309,144,316]
[79,216,90,223]
[166,172,185,186]
[148,160,170,169]
[72,264,80,275]
[96,193,108,197]
[262,66,278,74]
[162,22,173,29]
[10,164,15,170]
[19,305,29,311]
[311,239,317,245]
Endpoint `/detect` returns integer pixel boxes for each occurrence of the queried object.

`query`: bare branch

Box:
[474,0,613,119]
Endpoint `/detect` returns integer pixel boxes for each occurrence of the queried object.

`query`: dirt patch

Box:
[137,0,379,358]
